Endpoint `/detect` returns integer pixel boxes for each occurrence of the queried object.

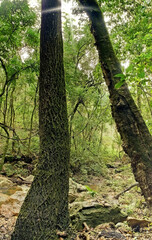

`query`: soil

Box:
[1,160,152,239]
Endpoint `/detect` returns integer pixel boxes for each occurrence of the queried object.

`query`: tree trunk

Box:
[28,82,38,154]
[78,0,152,207]
[11,0,70,239]
[0,123,9,171]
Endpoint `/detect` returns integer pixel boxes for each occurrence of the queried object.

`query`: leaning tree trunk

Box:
[11,0,70,239]
[79,0,152,208]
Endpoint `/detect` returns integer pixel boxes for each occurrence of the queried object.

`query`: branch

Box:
[75,41,92,71]
[0,57,8,79]
[69,97,85,122]
[115,182,139,199]
[0,64,35,98]
[0,122,38,141]
[69,97,85,136]
[0,57,9,97]
[0,123,9,138]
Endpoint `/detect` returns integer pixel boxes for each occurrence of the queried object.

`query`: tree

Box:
[11,0,70,239]
[102,0,152,121]
[0,0,37,169]
[63,14,112,176]
[78,0,152,208]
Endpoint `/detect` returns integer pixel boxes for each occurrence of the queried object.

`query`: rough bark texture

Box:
[78,0,152,207]
[11,0,70,239]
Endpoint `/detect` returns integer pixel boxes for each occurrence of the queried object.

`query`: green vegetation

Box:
[0,0,152,238]
[1,0,151,175]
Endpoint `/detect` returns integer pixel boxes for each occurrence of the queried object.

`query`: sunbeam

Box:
[42,7,61,14]
[41,1,98,15]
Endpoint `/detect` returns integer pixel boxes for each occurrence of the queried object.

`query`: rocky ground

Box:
[1,159,152,239]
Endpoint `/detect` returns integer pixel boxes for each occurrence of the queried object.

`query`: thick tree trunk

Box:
[79,0,152,207]
[11,0,70,239]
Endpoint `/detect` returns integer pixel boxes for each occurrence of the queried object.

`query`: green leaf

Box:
[115,80,125,89]
[114,73,126,89]
[114,73,125,80]
[126,64,133,73]
[138,71,145,78]
[85,185,97,197]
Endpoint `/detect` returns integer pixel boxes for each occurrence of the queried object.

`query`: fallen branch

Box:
[115,182,139,199]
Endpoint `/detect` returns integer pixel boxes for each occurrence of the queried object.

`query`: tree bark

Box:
[78,0,152,207]
[11,0,70,239]
[28,82,38,154]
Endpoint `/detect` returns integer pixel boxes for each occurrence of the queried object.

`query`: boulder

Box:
[69,178,88,203]
[0,176,13,188]
[127,217,151,229]
[70,200,127,230]
[98,230,126,240]
[69,178,87,194]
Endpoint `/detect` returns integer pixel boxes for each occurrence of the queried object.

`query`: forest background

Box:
[0,0,152,182]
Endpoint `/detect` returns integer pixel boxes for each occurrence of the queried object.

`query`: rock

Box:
[3,162,30,177]
[69,178,88,203]
[0,176,13,188]
[95,222,115,231]
[127,217,151,229]
[0,193,10,204]
[14,162,30,177]
[115,222,131,233]
[0,198,21,217]
[20,175,34,183]
[25,175,34,182]
[0,176,30,220]
[115,222,126,229]
[3,164,16,177]
[10,185,29,202]
[10,189,28,202]
[69,178,87,194]
[70,200,127,230]
[98,230,126,240]
[2,185,23,196]
[69,193,79,203]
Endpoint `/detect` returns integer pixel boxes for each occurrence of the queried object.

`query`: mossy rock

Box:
[3,163,29,177]
[3,163,16,176]
[70,200,127,230]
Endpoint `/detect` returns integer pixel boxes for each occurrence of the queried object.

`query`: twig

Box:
[115,182,139,199]
[83,222,90,231]
[0,122,38,140]
[0,63,36,98]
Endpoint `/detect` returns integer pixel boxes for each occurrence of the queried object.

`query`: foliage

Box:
[100,0,152,129]
[0,0,39,163]
[0,0,152,178]
[85,185,97,197]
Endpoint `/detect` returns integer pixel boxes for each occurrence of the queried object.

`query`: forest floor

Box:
[1,157,152,239]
